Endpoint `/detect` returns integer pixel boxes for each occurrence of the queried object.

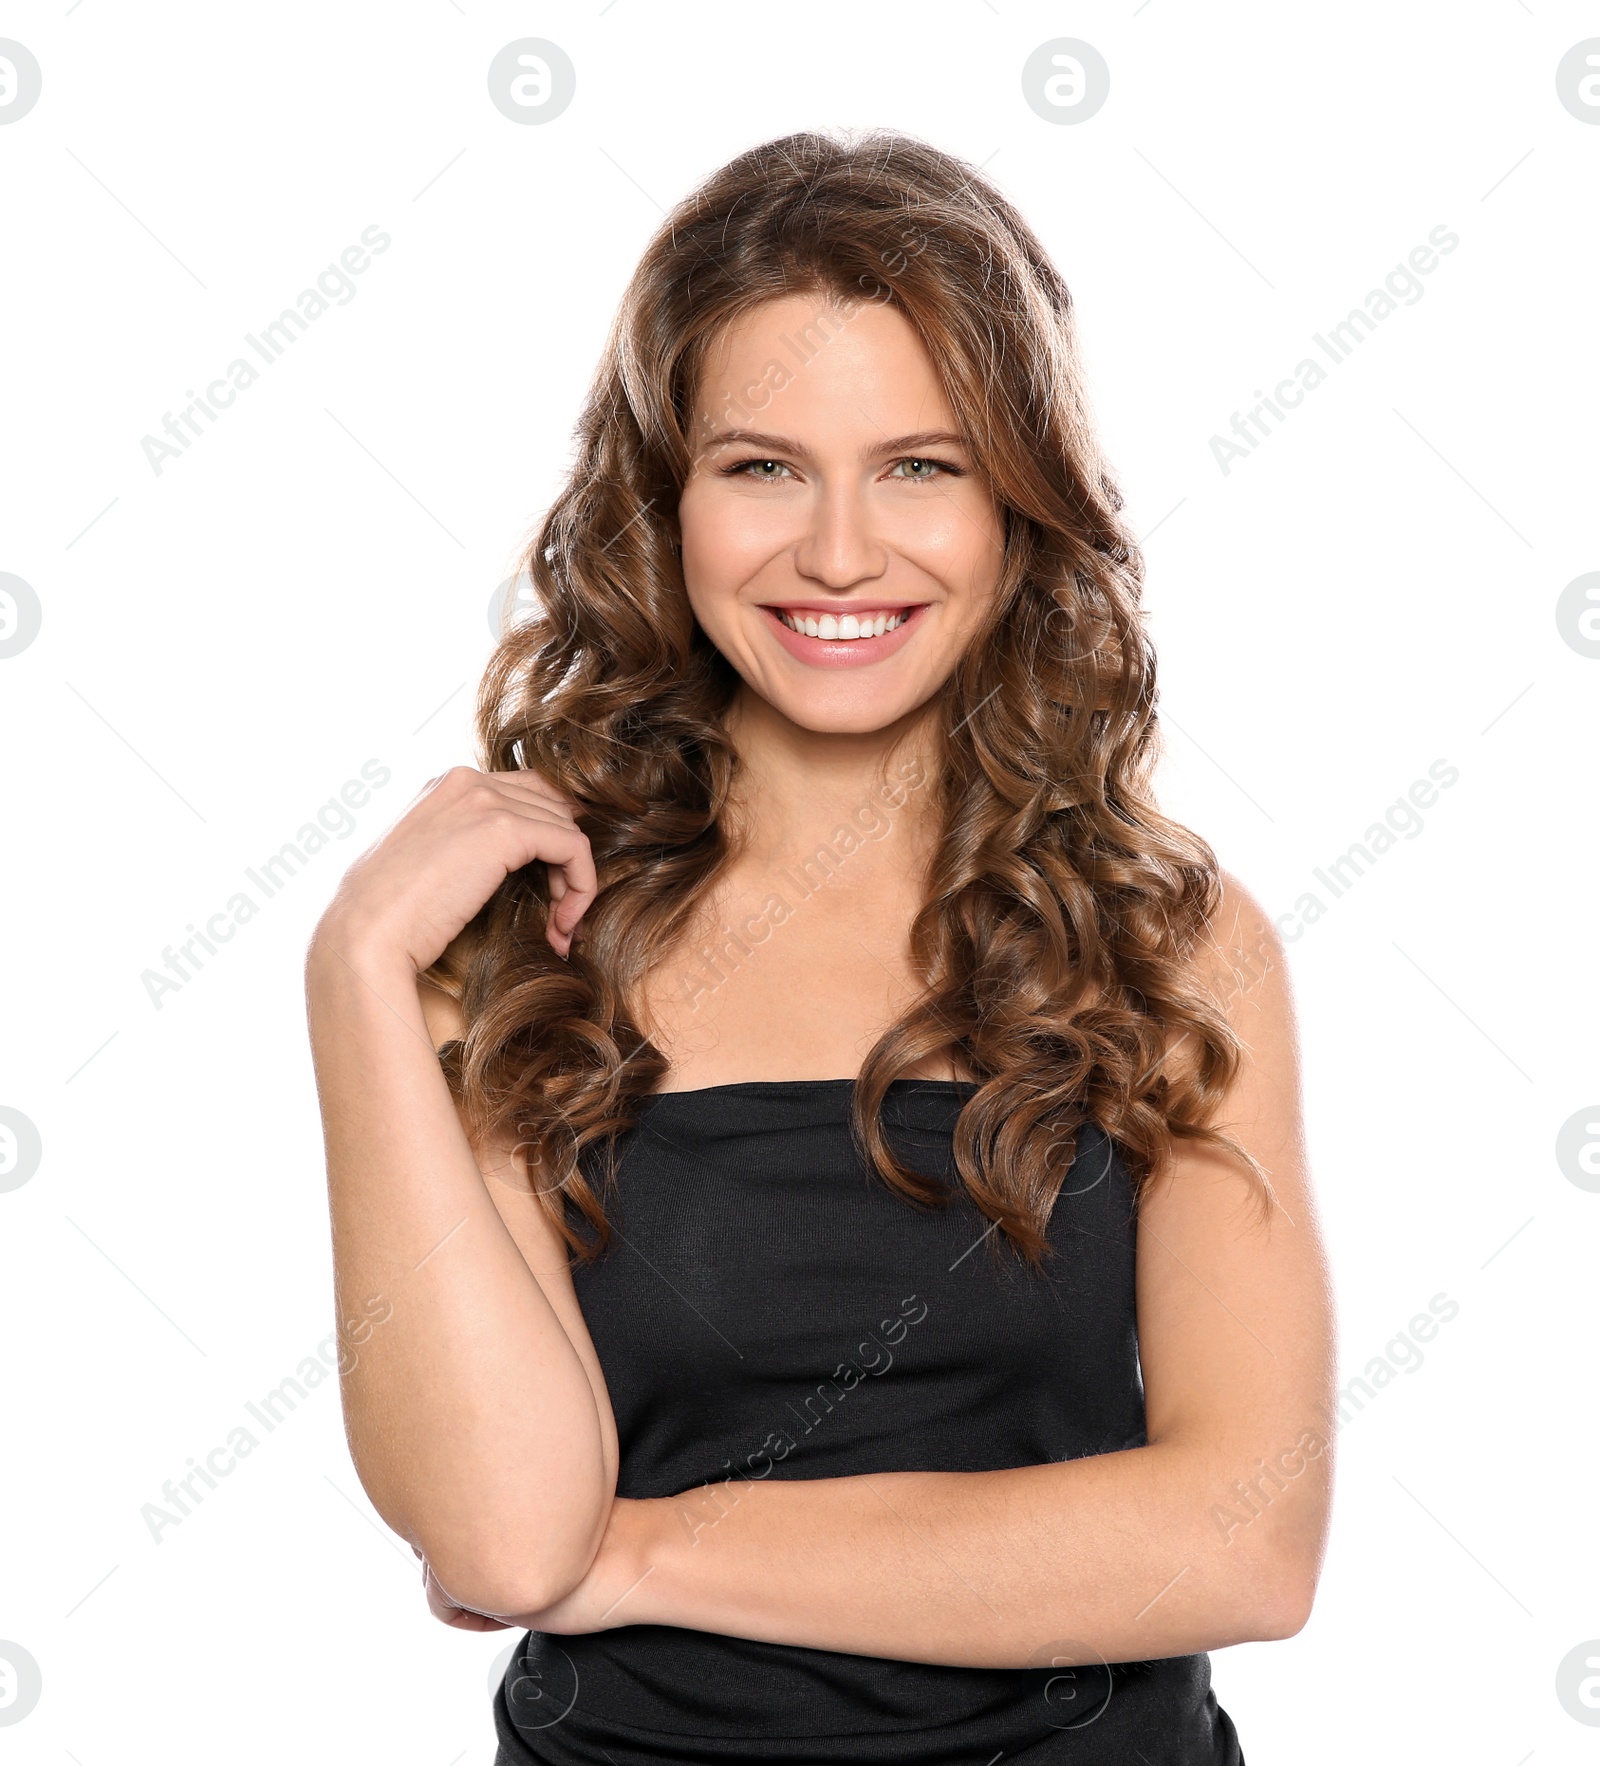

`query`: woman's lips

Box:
[759,602,929,669]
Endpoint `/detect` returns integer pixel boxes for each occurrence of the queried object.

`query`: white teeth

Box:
[776,609,911,641]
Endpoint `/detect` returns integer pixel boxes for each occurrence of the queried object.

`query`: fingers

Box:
[481,767,583,819]
[417,765,598,957]
[538,824,600,929]
[427,764,582,822]
[472,784,599,937]
[457,775,600,920]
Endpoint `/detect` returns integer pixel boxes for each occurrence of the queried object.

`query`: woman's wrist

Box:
[307,913,417,994]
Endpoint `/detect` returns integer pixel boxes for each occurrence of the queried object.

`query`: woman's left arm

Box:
[507,876,1337,1669]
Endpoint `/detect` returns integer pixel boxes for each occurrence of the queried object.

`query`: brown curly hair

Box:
[427,128,1272,1271]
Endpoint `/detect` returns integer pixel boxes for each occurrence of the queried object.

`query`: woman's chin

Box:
[768,690,930,738]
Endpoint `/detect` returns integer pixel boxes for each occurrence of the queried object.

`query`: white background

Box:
[3,2,1597,1760]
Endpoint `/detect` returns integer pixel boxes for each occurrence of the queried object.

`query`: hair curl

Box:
[427,128,1272,1271]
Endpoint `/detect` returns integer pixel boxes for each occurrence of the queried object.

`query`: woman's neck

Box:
[721,684,941,872]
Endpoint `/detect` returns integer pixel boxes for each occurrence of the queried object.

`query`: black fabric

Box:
[493,1079,1243,1764]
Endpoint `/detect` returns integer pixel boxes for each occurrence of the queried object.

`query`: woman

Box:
[307,130,1335,1764]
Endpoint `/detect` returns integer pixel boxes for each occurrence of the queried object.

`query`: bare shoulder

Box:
[1187,868,1294,1032]
[1153,868,1298,1102]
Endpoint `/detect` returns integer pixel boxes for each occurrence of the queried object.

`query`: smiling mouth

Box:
[765,605,925,642]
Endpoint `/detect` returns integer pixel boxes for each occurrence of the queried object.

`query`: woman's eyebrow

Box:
[699,428,970,455]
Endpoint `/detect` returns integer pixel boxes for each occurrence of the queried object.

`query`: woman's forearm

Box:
[602,1437,1326,1668]
[307,932,612,1614]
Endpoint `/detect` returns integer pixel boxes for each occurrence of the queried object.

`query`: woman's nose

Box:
[792,484,888,588]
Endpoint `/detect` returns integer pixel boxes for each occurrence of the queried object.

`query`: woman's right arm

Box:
[305,765,618,1618]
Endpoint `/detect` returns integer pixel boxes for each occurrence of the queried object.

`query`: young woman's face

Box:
[678,293,1005,736]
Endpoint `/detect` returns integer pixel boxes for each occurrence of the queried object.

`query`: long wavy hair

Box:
[428,128,1273,1271]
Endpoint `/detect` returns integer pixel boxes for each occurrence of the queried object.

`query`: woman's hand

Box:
[312,765,598,972]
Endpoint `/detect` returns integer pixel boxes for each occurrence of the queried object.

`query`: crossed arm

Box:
[429,881,1337,1669]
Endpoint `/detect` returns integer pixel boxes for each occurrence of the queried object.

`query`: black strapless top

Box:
[493,1080,1243,1764]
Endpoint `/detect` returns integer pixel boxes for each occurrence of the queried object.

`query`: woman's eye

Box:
[726,456,956,482]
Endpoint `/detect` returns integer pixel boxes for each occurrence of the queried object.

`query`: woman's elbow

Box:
[427,1527,599,1622]
[421,1488,613,1620]
[1240,1564,1319,1642]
